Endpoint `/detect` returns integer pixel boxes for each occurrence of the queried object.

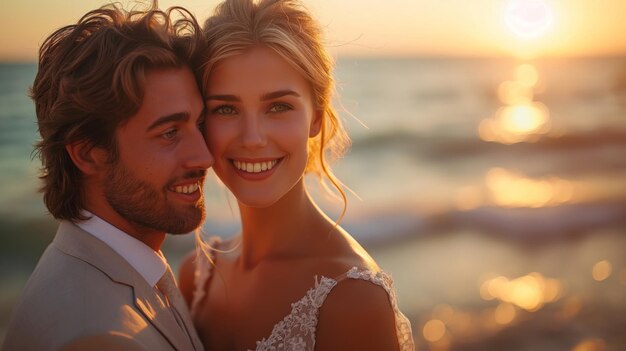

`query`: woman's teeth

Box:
[174,183,199,194]
[233,159,279,173]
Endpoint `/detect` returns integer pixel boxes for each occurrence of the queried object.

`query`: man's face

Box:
[104,67,212,235]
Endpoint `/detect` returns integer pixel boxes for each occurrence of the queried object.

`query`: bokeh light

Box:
[423,319,447,343]
[494,302,516,325]
[592,260,612,282]
[480,63,554,144]
[485,168,574,208]
[480,272,563,311]
[571,338,607,351]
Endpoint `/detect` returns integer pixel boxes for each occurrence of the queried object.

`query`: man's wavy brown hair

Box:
[31,2,204,221]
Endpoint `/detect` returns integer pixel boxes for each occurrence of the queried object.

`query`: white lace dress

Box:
[191,237,415,351]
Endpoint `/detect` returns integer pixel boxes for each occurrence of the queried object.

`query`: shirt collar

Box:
[74,210,167,287]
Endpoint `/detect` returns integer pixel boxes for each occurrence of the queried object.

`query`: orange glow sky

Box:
[1,0,625,61]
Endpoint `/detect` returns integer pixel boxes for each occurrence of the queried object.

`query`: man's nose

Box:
[183,129,214,170]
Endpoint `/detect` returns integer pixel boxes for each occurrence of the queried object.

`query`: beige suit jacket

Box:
[2,221,203,351]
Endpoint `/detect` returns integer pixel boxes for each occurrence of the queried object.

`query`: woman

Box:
[179,0,415,350]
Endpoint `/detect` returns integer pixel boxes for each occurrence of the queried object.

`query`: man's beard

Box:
[103,160,206,234]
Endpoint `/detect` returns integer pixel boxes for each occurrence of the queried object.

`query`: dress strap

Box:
[253,266,414,351]
[190,236,221,318]
[339,267,415,351]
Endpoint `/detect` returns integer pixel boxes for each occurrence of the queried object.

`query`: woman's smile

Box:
[230,157,284,181]
[232,157,282,173]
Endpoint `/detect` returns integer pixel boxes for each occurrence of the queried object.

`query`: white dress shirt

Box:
[75,210,167,287]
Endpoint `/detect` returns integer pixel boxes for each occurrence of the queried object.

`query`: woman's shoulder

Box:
[304,229,406,350]
[313,266,402,350]
[308,226,380,273]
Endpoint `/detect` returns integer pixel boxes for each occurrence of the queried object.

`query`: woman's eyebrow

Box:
[205,90,300,102]
[261,90,300,101]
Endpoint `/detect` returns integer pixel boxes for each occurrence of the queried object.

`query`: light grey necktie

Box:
[157,264,203,351]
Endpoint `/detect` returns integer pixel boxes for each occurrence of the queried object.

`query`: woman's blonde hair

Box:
[200,0,350,210]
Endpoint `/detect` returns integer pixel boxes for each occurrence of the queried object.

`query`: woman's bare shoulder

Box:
[314,273,400,350]
[303,228,399,349]
[313,228,380,274]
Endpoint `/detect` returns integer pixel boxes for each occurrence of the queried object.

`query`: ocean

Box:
[1,57,625,350]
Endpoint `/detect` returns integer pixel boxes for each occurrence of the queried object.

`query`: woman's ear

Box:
[65,141,109,176]
[309,110,323,137]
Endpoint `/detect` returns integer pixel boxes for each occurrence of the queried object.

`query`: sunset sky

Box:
[1,0,625,61]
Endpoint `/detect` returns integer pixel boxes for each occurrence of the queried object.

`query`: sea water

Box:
[1,58,625,349]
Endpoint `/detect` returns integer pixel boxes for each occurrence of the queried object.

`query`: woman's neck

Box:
[236,180,333,270]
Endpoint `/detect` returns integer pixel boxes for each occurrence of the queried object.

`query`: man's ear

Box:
[65,141,109,176]
[309,110,323,138]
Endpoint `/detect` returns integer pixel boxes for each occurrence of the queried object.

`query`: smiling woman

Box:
[203,45,319,208]
[177,1,415,350]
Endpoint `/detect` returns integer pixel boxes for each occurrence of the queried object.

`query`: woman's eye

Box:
[268,103,292,113]
[213,105,237,115]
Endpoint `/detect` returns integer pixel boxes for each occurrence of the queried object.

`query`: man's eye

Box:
[268,103,292,113]
[213,105,237,115]
[162,129,178,139]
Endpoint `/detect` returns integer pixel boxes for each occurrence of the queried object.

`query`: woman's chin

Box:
[239,198,280,209]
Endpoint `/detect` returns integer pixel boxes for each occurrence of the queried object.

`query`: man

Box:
[2,4,210,351]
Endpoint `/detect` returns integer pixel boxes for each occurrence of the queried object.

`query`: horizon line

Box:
[3,52,626,64]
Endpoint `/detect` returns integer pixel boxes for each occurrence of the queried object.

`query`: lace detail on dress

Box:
[254,276,337,351]
[191,251,415,351]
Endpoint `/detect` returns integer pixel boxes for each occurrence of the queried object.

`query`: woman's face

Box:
[204,45,321,208]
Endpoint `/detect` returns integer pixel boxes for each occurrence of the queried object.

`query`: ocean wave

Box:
[347,199,626,248]
[351,127,626,151]
[349,127,626,172]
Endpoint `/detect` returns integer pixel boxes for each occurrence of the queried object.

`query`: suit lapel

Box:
[53,221,197,351]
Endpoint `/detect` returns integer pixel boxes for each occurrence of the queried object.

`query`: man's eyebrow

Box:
[146,113,189,132]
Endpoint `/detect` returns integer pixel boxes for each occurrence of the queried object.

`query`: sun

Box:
[505,0,553,39]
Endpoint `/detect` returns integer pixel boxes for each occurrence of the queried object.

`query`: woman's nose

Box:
[241,115,267,149]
